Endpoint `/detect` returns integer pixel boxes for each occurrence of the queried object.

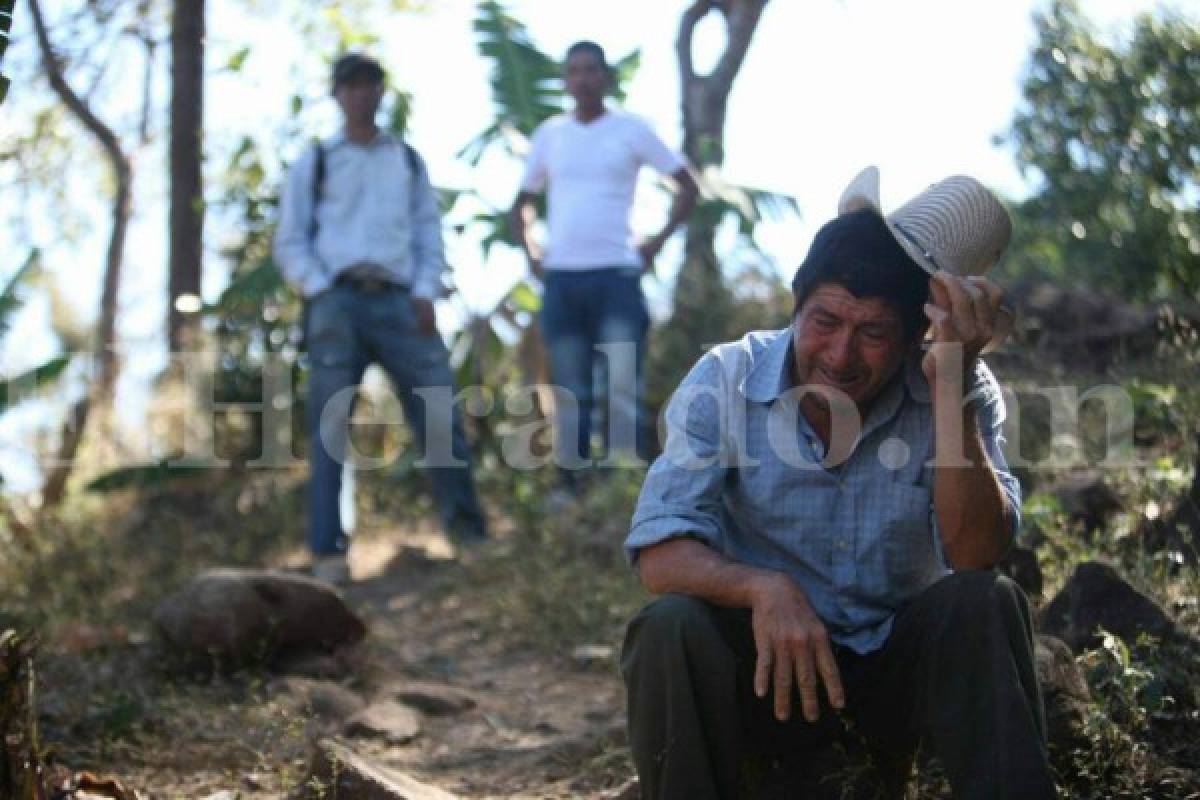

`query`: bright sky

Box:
[0,0,1166,489]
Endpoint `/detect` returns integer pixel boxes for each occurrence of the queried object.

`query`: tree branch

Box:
[711,0,768,90]
[29,0,132,508]
[675,0,711,84]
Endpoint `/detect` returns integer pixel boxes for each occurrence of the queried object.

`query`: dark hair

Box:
[331,53,385,91]
[790,209,931,342]
[565,40,613,77]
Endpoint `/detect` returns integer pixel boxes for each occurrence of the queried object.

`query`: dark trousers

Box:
[621,571,1055,800]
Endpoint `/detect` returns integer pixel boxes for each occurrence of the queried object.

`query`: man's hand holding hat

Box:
[922,272,1008,387]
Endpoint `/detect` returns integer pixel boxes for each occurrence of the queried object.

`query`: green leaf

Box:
[699,170,801,239]
[0,250,41,338]
[85,461,211,493]
[473,0,564,138]
[507,280,541,313]
[225,46,251,73]
[0,355,70,415]
[208,258,287,315]
[610,49,641,103]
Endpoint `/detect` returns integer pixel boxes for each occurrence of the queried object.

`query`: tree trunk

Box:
[168,0,205,350]
[29,0,132,508]
[654,0,769,399]
[0,631,48,800]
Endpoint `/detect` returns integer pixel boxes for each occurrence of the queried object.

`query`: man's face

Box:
[791,284,910,411]
[334,75,384,127]
[564,50,609,107]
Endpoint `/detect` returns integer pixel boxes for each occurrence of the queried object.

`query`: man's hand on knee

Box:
[749,572,845,723]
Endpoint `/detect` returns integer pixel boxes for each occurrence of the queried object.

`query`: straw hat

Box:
[838,166,1014,347]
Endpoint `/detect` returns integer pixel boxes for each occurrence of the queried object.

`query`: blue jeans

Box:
[305,284,485,556]
[540,267,651,468]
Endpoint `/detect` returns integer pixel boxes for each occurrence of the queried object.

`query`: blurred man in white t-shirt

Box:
[510,40,697,485]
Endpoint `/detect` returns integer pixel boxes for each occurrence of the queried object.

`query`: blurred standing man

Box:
[510,40,697,484]
[275,53,486,585]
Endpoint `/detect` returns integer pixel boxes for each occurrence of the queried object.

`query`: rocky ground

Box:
[5,287,1200,798]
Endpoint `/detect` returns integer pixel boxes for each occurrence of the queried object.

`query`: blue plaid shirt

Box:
[626,328,1021,654]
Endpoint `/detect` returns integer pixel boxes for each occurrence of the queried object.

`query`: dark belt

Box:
[334,272,407,293]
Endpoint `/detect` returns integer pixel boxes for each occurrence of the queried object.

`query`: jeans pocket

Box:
[307,291,356,367]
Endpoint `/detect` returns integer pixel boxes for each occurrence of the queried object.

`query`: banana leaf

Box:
[0,356,70,415]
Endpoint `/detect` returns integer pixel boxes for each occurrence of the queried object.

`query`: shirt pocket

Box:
[879,482,942,605]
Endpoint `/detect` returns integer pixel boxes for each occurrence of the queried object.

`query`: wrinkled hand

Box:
[750,572,844,723]
[638,234,667,273]
[412,297,438,336]
[922,273,1008,385]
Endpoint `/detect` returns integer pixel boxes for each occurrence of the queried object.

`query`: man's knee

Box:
[928,570,1032,631]
[622,594,723,672]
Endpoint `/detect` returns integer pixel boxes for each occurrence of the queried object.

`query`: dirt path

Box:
[301,524,637,799]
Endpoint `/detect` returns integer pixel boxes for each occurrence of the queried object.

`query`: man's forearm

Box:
[637,537,786,610]
[933,406,1011,569]
[653,169,698,242]
[508,192,542,264]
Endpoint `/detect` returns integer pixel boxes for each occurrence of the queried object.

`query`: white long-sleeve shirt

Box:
[273,130,445,299]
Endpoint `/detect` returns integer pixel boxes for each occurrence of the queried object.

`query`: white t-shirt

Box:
[520,109,685,270]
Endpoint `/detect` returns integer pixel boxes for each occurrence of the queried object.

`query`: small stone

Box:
[386,681,476,716]
[571,644,614,666]
[345,701,422,745]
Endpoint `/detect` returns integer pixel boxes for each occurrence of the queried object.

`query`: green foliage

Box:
[0,250,40,338]
[1002,0,1200,299]
[453,469,647,652]
[462,0,566,163]
[0,0,13,105]
[460,0,641,166]
[84,460,212,493]
[0,251,69,422]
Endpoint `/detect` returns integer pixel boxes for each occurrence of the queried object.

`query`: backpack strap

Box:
[402,141,423,212]
[308,141,326,243]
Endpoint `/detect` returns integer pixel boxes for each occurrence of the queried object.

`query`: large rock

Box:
[304,739,459,800]
[1039,561,1181,653]
[153,569,366,668]
[1048,471,1123,538]
[271,677,366,723]
[1035,634,1092,754]
[1010,282,1163,371]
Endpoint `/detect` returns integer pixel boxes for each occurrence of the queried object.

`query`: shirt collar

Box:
[741,328,795,404]
[329,128,396,149]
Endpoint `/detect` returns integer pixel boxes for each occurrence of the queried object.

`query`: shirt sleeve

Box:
[407,148,447,301]
[625,352,731,565]
[272,145,330,298]
[518,123,550,193]
[968,361,1022,543]
[629,115,686,176]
